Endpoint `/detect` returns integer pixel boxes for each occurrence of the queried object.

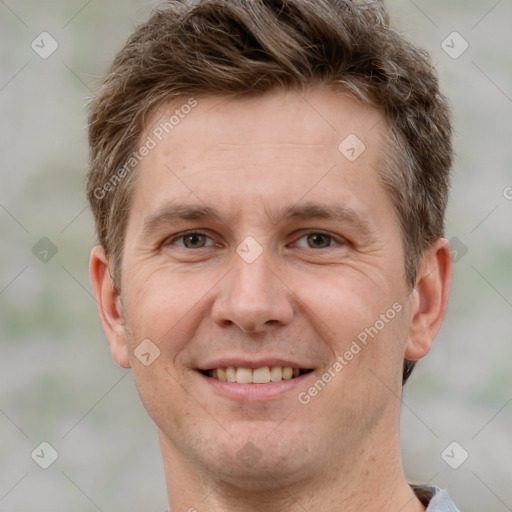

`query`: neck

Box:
[159,422,425,512]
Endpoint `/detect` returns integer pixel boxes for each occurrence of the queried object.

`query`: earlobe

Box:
[405,238,452,361]
[89,245,131,368]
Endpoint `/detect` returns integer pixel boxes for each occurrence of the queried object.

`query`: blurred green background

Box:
[1,1,511,511]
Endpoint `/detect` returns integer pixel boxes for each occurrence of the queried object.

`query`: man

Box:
[87,1,458,510]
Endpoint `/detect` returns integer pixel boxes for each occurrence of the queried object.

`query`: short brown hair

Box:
[86,0,453,384]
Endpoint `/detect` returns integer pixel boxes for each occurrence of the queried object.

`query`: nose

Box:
[211,249,294,333]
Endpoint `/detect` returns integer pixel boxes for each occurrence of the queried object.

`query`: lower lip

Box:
[198,371,314,401]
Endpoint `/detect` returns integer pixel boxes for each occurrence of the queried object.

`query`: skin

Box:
[90,86,452,512]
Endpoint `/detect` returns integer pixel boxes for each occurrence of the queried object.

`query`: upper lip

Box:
[197,358,313,371]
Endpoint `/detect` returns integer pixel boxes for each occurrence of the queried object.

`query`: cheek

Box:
[122,263,217,355]
[292,267,409,383]
[293,268,397,338]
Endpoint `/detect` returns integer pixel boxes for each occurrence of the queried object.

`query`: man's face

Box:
[116,87,414,486]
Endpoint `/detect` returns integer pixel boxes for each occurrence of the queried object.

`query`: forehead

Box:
[146,86,384,153]
[132,86,390,221]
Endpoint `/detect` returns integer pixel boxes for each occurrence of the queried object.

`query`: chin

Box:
[196,424,317,490]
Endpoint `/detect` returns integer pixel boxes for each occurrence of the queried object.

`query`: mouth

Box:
[199,366,314,384]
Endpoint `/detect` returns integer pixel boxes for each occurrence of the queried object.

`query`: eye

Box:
[293,232,340,249]
[164,230,344,251]
[168,231,214,249]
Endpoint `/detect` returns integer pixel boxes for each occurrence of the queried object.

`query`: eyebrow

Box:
[141,201,375,238]
[142,204,222,237]
[278,202,375,237]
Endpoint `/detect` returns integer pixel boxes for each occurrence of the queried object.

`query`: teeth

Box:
[269,366,282,382]
[205,366,309,383]
[252,367,271,383]
[226,367,236,382]
[282,367,293,380]
[235,367,253,384]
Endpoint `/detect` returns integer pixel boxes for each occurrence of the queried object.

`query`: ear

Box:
[405,238,452,361]
[89,245,131,368]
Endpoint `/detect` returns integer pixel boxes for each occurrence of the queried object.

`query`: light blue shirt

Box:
[411,484,461,511]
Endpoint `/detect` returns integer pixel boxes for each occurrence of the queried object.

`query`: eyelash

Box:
[165,230,346,250]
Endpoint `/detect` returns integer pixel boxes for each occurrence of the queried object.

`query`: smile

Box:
[200,366,314,384]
